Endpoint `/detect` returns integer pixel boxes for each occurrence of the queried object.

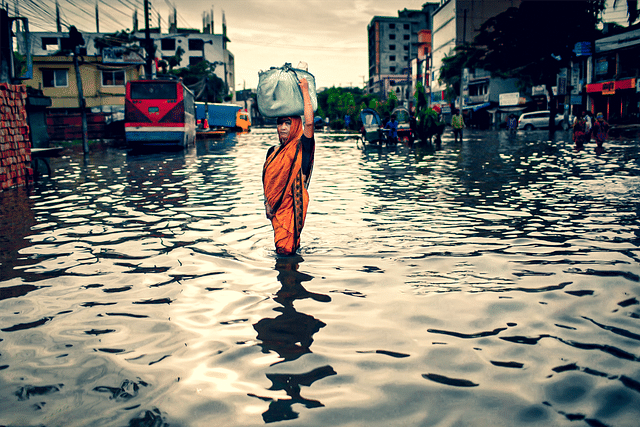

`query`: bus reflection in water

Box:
[125,77,196,149]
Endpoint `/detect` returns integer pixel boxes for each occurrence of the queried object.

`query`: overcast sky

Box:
[22,0,431,90]
[22,0,626,91]
[158,0,431,90]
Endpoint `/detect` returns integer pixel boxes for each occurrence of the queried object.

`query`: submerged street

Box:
[1,128,639,426]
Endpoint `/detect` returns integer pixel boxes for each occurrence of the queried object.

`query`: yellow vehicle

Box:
[236,108,251,132]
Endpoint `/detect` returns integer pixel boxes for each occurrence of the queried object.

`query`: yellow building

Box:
[25,54,143,111]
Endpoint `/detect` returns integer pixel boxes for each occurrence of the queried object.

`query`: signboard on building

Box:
[557,68,568,95]
[102,47,145,64]
[586,78,636,94]
[571,65,581,95]
[461,68,469,108]
[499,92,520,106]
[573,41,592,56]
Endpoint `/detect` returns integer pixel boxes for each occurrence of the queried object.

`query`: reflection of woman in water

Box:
[263,79,315,255]
[250,257,335,423]
[253,257,330,364]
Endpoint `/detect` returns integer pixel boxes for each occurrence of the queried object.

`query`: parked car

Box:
[517,110,572,130]
[314,116,324,129]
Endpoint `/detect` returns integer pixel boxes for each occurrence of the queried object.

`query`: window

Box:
[389,44,396,50]
[42,37,58,50]
[161,39,175,51]
[404,45,409,51]
[403,34,410,40]
[102,70,125,86]
[389,55,396,61]
[389,23,395,29]
[404,56,409,61]
[390,66,396,72]
[189,56,204,66]
[130,82,177,100]
[404,24,410,30]
[389,34,396,40]
[42,69,68,87]
[188,39,204,51]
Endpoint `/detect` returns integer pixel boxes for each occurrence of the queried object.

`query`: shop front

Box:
[586,77,638,123]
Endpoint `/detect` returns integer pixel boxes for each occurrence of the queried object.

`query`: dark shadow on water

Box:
[253,256,330,363]
[250,256,335,423]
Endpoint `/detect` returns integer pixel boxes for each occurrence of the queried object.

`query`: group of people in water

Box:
[262,74,612,256]
[572,110,610,153]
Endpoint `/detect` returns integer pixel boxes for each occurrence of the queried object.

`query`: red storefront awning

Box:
[586,78,636,95]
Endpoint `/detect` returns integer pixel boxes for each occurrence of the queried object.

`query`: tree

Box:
[167,46,184,71]
[316,86,380,130]
[171,60,227,103]
[438,43,479,100]
[477,1,605,133]
[413,82,445,145]
[440,1,606,135]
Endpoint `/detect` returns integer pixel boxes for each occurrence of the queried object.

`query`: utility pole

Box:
[95,1,99,33]
[0,8,12,83]
[143,0,153,76]
[69,26,89,154]
[458,9,467,113]
[56,0,61,32]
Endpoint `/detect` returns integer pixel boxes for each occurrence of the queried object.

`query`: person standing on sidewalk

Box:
[452,109,465,143]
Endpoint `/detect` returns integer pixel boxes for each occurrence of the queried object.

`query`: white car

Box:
[517,110,570,130]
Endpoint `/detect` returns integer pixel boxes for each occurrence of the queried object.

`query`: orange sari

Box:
[263,117,312,255]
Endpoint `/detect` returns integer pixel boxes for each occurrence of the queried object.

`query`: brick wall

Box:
[0,83,32,191]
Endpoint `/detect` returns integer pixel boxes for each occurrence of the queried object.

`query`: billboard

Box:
[102,47,145,64]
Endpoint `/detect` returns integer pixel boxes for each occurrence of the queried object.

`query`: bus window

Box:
[130,82,177,100]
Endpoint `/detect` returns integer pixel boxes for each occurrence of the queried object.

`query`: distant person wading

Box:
[263,78,315,255]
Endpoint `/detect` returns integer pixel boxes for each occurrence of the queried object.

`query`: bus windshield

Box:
[130,82,177,100]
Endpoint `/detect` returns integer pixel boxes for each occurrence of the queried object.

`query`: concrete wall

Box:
[0,83,32,191]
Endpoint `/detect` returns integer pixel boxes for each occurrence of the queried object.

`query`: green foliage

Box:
[438,43,477,98]
[413,82,445,144]
[13,51,27,78]
[472,1,605,88]
[437,1,606,133]
[316,86,380,130]
[167,46,184,71]
[170,60,227,102]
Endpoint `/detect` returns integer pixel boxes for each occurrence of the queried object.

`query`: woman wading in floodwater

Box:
[262,78,315,255]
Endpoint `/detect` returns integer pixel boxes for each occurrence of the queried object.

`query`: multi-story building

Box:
[430,0,521,127]
[367,3,439,108]
[586,27,639,123]
[139,29,233,100]
[21,31,144,111]
[17,19,235,140]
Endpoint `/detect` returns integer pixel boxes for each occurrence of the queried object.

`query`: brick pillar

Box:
[0,83,32,191]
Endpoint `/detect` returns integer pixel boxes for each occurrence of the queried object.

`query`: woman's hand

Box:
[299,78,309,93]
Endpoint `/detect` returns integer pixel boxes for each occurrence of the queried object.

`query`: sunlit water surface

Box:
[1,129,639,427]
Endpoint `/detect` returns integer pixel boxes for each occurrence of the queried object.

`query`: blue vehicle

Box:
[195,103,251,132]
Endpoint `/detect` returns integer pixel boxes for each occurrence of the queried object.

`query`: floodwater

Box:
[1,128,639,427]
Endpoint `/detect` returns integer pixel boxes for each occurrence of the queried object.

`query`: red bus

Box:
[125,78,196,148]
